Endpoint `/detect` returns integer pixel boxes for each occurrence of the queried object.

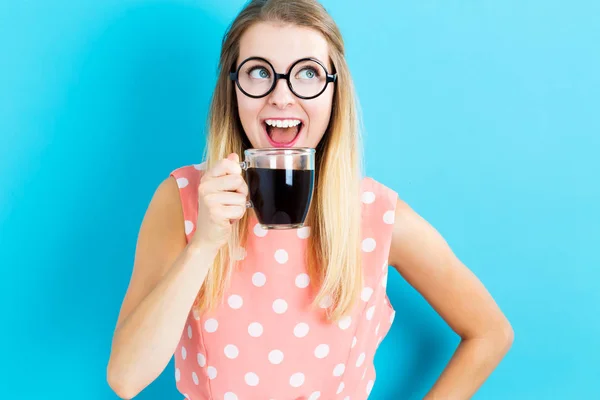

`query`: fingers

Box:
[213,205,246,221]
[204,191,248,207]
[206,154,242,178]
[200,174,248,196]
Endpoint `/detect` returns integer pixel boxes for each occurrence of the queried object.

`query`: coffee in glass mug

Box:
[240,148,315,229]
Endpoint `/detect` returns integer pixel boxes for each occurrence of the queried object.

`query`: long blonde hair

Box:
[196,0,364,321]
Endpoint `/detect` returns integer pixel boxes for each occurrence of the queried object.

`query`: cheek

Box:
[236,92,263,131]
[236,95,254,122]
[306,94,334,134]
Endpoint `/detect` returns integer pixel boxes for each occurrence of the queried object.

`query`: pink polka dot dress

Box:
[170,163,398,400]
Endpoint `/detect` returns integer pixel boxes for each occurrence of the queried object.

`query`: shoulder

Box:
[360,176,399,213]
[166,162,207,239]
[168,162,206,204]
[360,176,420,232]
[169,162,207,183]
[147,167,191,224]
[138,172,188,255]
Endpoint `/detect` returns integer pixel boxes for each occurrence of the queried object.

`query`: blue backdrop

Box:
[1,0,598,398]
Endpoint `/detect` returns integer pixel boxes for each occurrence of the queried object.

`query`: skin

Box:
[389,201,514,399]
[107,21,513,400]
[237,22,514,398]
[235,22,335,149]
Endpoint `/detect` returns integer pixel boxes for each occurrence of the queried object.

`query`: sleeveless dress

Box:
[169,163,398,400]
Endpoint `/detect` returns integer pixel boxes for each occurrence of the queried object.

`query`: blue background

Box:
[1,0,598,398]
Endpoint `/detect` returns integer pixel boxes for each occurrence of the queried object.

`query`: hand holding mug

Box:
[192,153,249,250]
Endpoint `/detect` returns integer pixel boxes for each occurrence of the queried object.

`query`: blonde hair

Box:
[196,0,364,321]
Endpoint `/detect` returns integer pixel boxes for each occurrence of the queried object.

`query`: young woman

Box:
[107,1,514,399]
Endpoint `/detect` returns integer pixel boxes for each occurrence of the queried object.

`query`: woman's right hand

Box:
[191,153,249,251]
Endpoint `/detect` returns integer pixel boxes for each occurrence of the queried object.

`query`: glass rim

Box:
[244,147,315,157]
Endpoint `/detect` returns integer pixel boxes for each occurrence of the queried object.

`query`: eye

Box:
[248,67,271,79]
[297,67,318,79]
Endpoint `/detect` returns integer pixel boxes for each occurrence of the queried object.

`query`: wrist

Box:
[187,238,221,259]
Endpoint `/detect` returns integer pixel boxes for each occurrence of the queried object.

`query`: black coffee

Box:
[246,167,314,226]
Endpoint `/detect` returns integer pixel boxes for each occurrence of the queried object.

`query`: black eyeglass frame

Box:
[229,56,337,100]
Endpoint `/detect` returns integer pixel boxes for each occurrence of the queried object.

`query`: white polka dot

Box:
[362,238,376,252]
[192,307,200,320]
[383,259,388,270]
[338,316,352,330]
[289,372,305,388]
[181,346,187,360]
[319,294,333,308]
[252,272,266,287]
[192,371,199,385]
[375,323,381,335]
[207,366,217,379]
[366,305,376,320]
[268,349,284,364]
[314,344,330,359]
[245,372,259,386]
[185,220,194,235]
[308,391,321,400]
[274,249,289,264]
[273,299,288,314]
[337,382,345,394]
[197,353,206,367]
[383,210,395,224]
[366,379,374,394]
[253,223,268,237]
[187,325,192,339]
[377,336,383,346]
[175,368,180,382]
[361,191,376,204]
[295,273,310,288]
[343,397,350,400]
[224,393,238,400]
[382,273,388,288]
[390,310,396,324]
[352,336,357,348]
[183,394,190,400]
[248,322,263,337]
[193,163,205,170]
[204,318,218,333]
[362,367,367,380]
[176,177,189,188]
[234,246,247,261]
[297,226,311,239]
[361,287,373,301]
[333,363,346,377]
[356,352,366,367]
[228,294,243,309]
[224,344,239,359]
[294,322,310,338]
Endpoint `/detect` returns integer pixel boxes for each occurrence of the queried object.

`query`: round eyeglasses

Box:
[229,57,337,100]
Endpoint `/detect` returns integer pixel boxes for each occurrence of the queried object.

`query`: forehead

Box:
[238,22,330,70]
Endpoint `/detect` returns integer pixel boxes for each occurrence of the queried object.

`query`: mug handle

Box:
[239,161,253,209]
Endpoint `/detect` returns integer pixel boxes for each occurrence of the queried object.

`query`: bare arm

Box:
[389,198,514,399]
[106,177,218,399]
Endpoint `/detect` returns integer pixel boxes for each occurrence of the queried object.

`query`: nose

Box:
[268,77,295,109]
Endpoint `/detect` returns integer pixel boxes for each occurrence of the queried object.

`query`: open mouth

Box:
[263,119,304,147]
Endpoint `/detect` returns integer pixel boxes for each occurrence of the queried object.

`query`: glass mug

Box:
[239,148,315,229]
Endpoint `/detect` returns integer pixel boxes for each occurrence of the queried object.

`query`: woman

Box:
[107,1,514,399]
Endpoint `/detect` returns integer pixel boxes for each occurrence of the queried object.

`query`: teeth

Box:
[265,119,301,128]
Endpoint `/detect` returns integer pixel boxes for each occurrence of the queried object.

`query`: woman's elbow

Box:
[492,318,515,354]
[106,358,140,400]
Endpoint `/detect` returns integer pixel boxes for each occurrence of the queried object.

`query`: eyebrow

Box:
[239,55,330,70]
